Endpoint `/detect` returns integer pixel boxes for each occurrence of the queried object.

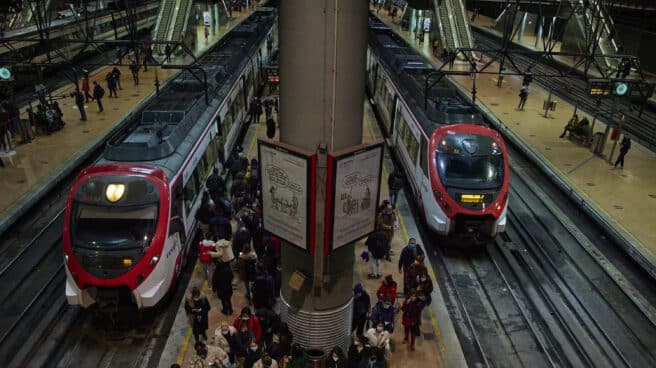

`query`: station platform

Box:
[375,12,656,272]
[0,9,255,233]
[156,98,466,367]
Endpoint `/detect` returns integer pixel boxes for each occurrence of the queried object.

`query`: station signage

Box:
[587,79,655,100]
[266,66,279,83]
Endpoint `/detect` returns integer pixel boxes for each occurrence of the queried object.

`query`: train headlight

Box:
[150,256,159,266]
[105,183,126,203]
[64,254,69,265]
[123,258,133,267]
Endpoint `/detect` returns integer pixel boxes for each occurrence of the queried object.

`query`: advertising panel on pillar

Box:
[325,141,384,255]
[258,139,316,252]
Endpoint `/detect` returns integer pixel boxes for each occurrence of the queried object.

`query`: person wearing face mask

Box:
[402,289,425,351]
[199,338,231,367]
[326,346,347,368]
[184,287,211,343]
[215,321,239,365]
[376,275,397,304]
[369,295,396,333]
[398,239,425,273]
[347,335,369,368]
[352,283,371,336]
[404,255,427,297]
[244,338,262,368]
[365,322,391,358]
[234,307,263,342]
[413,269,434,305]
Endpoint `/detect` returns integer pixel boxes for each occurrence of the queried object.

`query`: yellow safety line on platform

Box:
[176,269,209,365]
[365,114,448,359]
[247,119,262,159]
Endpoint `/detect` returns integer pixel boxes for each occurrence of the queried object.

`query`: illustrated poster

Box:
[259,141,311,250]
[330,142,383,251]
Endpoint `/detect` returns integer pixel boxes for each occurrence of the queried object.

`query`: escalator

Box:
[169,0,193,43]
[432,0,473,57]
[152,0,175,52]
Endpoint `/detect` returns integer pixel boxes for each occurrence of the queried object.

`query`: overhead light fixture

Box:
[0,67,12,81]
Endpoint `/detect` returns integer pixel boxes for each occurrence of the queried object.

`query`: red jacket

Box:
[82,78,90,92]
[233,315,263,341]
[401,298,424,327]
[377,281,397,304]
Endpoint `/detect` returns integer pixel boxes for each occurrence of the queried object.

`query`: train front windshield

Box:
[436,134,504,190]
[70,202,158,250]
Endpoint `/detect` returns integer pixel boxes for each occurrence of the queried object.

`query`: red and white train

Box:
[63,9,275,309]
[367,17,509,240]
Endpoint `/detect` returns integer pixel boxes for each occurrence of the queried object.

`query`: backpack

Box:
[98,86,105,98]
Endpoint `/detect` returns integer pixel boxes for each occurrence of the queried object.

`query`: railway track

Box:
[473,28,656,151]
[428,148,656,367]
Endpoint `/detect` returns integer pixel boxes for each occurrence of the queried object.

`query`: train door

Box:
[417,137,431,217]
[169,182,187,280]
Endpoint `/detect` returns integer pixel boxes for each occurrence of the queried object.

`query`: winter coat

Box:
[184,296,211,335]
[364,328,391,356]
[369,302,395,331]
[244,348,262,368]
[376,211,395,241]
[365,231,389,260]
[234,330,254,357]
[252,272,275,307]
[238,249,258,283]
[204,344,230,367]
[398,245,424,272]
[210,239,235,263]
[207,172,226,196]
[347,345,369,368]
[401,298,424,327]
[266,118,276,139]
[353,290,371,318]
[214,325,238,353]
[92,84,104,99]
[213,261,234,298]
[233,228,252,255]
[234,315,263,342]
[404,262,427,291]
[387,171,404,192]
[376,281,397,304]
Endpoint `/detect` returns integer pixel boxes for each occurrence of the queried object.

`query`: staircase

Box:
[152,0,175,52]
[569,0,620,70]
[169,0,193,43]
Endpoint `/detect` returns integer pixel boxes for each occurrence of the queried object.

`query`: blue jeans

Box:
[372,258,382,276]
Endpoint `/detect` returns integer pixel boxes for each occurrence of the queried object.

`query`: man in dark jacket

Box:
[366,230,389,279]
[387,168,404,208]
[184,287,211,343]
[70,89,87,122]
[352,283,371,336]
[398,238,425,294]
[613,137,631,169]
[92,81,105,112]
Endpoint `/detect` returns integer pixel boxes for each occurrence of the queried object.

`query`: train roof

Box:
[99,8,275,181]
[367,14,483,135]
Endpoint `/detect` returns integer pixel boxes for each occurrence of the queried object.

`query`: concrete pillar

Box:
[535,16,543,48]
[278,0,368,352]
[518,11,527,42]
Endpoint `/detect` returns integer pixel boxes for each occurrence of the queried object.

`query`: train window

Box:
[397,114,419,164]
[420,139,428,175]
[223,108,233,138]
